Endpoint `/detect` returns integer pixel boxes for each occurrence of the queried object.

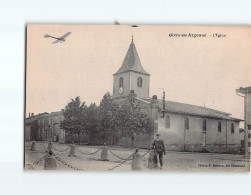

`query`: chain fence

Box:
[25,143,33,148]
[141,151,150,158]
[32,153,49,167]
[27,142,151,171]
[106,154,133,171]
[108,148,150,161]
[52,153,80,170]
[75,147,101,155]
[108,149,133,161]
[106,150,150,171]
[52,144,70,153]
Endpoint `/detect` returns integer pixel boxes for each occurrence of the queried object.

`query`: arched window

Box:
[203,119,207,132]
[218,121,221,133]
[184,117,189,130]
[137,77,142,87]
[119,77,123,88]
[165,115,170,129]
[231,122,234,134]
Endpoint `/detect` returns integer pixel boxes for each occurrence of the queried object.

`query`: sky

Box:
[26,25,251,122]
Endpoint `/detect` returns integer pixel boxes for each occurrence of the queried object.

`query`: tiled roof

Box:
[113,40,150,76]
[141,98,242,121]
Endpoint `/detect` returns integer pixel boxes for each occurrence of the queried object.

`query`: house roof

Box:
[113,38,150,76]
[140,98,242,121]
[236,86,251,94]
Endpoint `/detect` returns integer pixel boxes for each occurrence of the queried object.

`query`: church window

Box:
[218,121,221,133]
[119,77,124,88]
[231,122,234,134]
[137,77,143,87]
[184,117,189,130]
[165,115,170,129]
[203,119,207,132]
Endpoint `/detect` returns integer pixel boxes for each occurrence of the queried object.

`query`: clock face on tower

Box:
[118,87,124,94]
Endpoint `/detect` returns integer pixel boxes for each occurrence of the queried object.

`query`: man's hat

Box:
[156,133,160,136]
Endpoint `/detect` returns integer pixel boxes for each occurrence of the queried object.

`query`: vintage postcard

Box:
[25,25,251,171]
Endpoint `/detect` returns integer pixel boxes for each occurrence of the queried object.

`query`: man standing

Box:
[152,134,166,169]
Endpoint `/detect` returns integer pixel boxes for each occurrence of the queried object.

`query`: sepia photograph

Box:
[24,24,251,172]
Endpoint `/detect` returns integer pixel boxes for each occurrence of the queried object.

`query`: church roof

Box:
[114,38,150,76]
[140,98,242,121]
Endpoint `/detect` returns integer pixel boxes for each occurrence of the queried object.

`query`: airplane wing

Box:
[52,39,60,44]
[59,32,71,39]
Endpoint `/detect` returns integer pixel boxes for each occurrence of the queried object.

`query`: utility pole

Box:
[184,129,186,151]
[162,90,165,118]
[226,120,228,151]
[159,88,166,118]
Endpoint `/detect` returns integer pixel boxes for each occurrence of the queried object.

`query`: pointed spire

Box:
[114,36,150,76]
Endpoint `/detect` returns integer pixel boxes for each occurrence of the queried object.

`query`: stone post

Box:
[68,143,77,157]
[131,148,142,170]
[47,141,52,152]
[147,148,157,169]
[30,142,36,151]
[100,143,109,161]
[44,151,57,170]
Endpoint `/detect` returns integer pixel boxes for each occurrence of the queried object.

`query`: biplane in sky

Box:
[44,32,71,44]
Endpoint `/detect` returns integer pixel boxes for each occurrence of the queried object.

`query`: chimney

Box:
[29,112,31,118]
[152,95,157,100]
[162,90,165,118]
[128,90,136,102]
[151,95,159,108]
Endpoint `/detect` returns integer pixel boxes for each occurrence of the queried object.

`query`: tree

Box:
[60,96,87,144]
[85,103,99,145]
[97,92,118,144]
[114,100,152,146]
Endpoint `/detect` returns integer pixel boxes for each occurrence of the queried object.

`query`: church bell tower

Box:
[113,36,150,99]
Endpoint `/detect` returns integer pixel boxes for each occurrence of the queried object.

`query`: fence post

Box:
[44,151,57,170]
[131,148,142,171]
[147,148,157,169]
[30,142,36,151]
[47,141,52,152]
[68,143,77,157]
[100,143,109,161]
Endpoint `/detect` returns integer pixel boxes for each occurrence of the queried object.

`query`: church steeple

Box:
[113,37,150,99]
[113,37,150,76]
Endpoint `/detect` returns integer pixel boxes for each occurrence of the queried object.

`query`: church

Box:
[112,37,244,153]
